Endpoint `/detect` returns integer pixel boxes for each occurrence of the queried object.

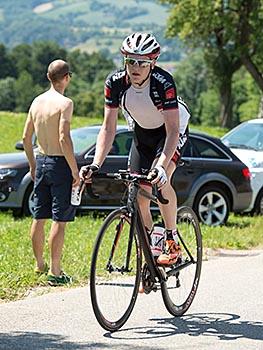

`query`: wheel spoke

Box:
[207,192,214,204]
[212,210,225,222]
[204,212,213,226]
[213,197,225,208]
[199,204,208,213]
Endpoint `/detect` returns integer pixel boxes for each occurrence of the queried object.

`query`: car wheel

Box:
[22,183,34,216]
[194,185,230,226]
[254,189,263,215]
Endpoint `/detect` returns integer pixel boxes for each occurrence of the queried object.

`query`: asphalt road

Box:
[0,250,263,350]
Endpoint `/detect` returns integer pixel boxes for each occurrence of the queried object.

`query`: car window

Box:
[191,137,228,159]
[181,139,196,157]
[71,128,99,154]
[109,132,133,156]
[223,123,263,151]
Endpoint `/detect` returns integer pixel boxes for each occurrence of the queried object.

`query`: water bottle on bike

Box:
[150,224,165,257]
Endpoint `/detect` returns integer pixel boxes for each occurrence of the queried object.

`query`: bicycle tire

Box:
[90,208,142,331]
[161,206,202,316]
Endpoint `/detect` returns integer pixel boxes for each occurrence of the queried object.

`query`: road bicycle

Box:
[89,170,202,332]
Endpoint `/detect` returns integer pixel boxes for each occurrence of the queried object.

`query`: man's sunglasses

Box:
[124,57,153,68]
[64,71,73,77]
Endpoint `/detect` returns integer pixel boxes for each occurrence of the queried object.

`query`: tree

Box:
[14,71,42,112]
[160,0,263,126]
[0,77,16,111]
[31,41,67,87]
[67,50,115,84]
[10,43,33,78]
[0,44,16,79]
[173,50,208,124]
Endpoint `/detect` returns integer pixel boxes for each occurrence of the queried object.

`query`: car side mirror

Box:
[15,134,37,151]
[15,141,24,150]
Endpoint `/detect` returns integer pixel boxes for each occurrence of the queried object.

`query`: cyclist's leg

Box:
[137,184,153,231]
[156,132,189,232]
[153,158,181,265]
[157,161,177,230]
[128,139,155,232]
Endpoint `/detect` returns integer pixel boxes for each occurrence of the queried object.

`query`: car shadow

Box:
[104,312,263,342]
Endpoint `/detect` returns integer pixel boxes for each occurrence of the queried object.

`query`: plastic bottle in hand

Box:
[71,180,85,206]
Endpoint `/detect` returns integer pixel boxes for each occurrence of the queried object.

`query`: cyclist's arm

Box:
[93,106,118,167]
[155,108,180,170]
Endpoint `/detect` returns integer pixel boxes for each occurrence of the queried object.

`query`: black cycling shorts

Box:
[128,123,188,174]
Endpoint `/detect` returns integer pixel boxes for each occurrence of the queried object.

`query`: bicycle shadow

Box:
[105,313,263,342]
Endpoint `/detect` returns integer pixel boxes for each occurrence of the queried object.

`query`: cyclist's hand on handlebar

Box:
[147,165,167,189]
[80,163,100,183]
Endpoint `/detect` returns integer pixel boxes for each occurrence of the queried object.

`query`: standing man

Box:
[81,33,190,266]
[23,59,79,286]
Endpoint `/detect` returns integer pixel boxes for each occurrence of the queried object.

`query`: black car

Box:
[0,125,252,226]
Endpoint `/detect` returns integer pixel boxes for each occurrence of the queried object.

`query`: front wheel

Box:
[161,206,202,316]
[90,208,142,332]
[22,183,34,216]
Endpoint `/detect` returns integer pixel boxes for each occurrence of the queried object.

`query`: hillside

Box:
[0,0,182,61]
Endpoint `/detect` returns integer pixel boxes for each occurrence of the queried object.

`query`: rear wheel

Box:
[194,185,230,226]
[161,206,202,316]
[90,208,141,332]
[253,189,263,215]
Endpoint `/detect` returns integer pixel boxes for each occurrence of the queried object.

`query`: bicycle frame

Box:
[90,172,198,285]
[90,171,202,331]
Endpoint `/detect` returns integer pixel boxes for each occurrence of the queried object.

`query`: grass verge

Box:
[0,211,263,302]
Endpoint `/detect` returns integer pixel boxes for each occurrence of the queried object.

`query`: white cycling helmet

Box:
[121,32,160,60]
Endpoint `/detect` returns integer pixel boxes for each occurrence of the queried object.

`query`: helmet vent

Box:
[136,34,142,47]
[142,39,154,51]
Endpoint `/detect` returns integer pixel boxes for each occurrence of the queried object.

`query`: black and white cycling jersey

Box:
[105,65,190,135]
[104,65,191,171]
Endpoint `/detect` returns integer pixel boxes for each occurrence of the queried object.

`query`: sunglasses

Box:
[64,71,73,77]
[124,57,153,68]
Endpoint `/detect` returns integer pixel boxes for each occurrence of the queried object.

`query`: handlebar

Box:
[85,171,169,205]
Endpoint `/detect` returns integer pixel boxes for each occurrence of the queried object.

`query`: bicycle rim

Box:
[90,208,141,331]
[161,206,202,316]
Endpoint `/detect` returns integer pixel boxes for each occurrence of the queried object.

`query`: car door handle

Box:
[181,160,192,167]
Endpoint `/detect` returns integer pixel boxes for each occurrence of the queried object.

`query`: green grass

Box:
[0,112,102,153]
[0,111,228,154]
[0,211,263,302]
[0,111,257,302]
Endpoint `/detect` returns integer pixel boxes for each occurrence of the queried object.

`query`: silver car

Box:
[222,118,263,214]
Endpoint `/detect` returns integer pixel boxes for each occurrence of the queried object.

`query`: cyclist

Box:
[81,33,190,266]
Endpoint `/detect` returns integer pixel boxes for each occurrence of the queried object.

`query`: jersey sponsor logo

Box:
[112,71,126,82]
[164,81,172,89]
[152,72,167,84]
[165,88,176,99]
[177,133,188,149]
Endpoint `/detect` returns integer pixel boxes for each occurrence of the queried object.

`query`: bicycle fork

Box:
[106,211,135,274]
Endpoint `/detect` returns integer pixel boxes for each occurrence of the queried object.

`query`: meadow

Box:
[0,112,262,302]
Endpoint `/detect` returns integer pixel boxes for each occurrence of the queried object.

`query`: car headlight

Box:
[0,169,18,180]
